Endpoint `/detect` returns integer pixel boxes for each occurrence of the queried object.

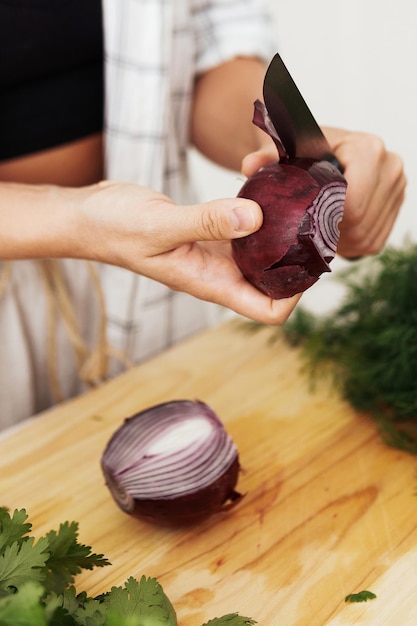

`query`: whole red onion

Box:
[232,99,347,299]
[232,158,347,299]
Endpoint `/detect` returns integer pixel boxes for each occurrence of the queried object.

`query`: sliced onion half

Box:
[101,400,242,526]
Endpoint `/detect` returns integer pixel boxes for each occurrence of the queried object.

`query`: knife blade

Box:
[263,53,343,172]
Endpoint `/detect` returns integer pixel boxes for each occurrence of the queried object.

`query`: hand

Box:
[79,181,301,325]
[242,128,406,259]
[324,127,406,258]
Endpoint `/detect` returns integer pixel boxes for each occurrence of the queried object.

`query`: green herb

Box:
[281,243,417,454]
[345,590,377,603]
[0,507,256,626]
[202,616,256,625]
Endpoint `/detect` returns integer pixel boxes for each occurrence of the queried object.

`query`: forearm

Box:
[0,182,87,260]
[191,57,271,171]
[0,178,302,325]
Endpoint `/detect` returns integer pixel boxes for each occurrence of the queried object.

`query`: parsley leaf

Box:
[42,521,109,595]
[345,590,377,603]
[202,615,257,625]
[105,617,145,626]
[0,508,32,553]
[72,597,107,626]
[105,576,177,625]
[59,585,83,615]
[0,536,50,592]
[0,580,47,626]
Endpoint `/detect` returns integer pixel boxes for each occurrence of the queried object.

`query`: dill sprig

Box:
[282,243,417,454]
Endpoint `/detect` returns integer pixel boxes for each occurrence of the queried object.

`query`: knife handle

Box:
[329,155,344,174]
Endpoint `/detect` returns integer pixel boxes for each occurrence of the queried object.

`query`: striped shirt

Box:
[0,0,275,428]
[101,0,275,372]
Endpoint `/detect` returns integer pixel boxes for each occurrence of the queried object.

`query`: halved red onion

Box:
[101,400,242,526]
[232,100,347,299]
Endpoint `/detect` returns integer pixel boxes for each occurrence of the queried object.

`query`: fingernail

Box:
[232,206,257,233]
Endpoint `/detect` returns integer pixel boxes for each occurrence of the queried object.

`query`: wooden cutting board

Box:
[1,320,417,625]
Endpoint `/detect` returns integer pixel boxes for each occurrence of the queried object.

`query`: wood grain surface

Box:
[1,320,417,625]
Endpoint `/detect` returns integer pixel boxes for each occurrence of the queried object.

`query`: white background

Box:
[190,0,416,314]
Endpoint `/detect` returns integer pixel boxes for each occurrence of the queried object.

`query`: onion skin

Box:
[124,457,241,526]
[232,158,347,299]
[101,400,243,527]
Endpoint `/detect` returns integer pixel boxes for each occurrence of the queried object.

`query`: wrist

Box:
[0,182,91,261]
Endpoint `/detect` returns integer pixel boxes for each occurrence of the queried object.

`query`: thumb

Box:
[174,197,263,244]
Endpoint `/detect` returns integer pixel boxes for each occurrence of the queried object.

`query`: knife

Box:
[262,53,343,173]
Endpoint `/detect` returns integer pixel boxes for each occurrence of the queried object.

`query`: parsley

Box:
[202,616,257,625]
[0,508,256,626]
[345,590,377,603]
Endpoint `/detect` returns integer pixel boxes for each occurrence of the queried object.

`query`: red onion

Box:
[232,100,347,299]
[101,400,242,526]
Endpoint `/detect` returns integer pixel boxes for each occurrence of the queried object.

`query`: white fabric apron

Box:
[0,0,274,429]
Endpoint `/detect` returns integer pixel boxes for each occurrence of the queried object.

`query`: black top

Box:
[0,0,104,160]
